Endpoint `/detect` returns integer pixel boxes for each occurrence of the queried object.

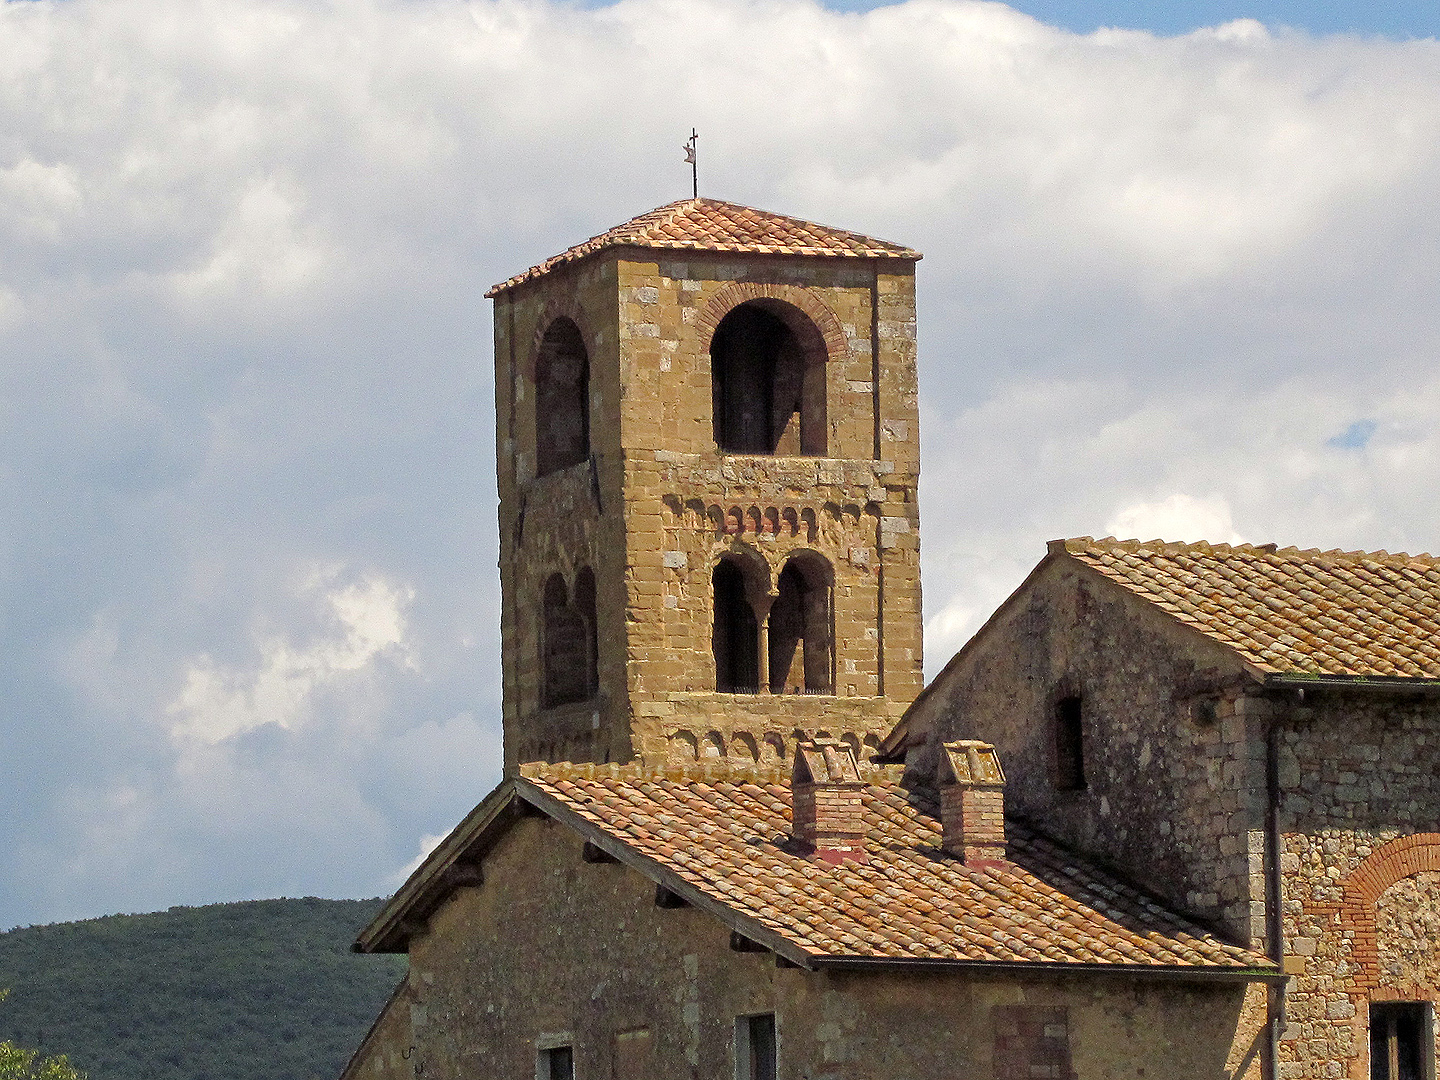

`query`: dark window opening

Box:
[1054,695,1086,791]
[713,560,760,693]
[535,318,590,477]
[541,1045,575,1080]
[543,573,591,708]
[737,1013,776,1080]
[1371,1003,1429,1080]
[767,558,833,694]
[711,302,825,456]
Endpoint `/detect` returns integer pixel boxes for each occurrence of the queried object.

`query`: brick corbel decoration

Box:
[1337,833,1440,996]
[695,282,847,365]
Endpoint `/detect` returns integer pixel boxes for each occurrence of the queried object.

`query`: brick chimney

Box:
[938,740,1007,867]
[792,739,867,865]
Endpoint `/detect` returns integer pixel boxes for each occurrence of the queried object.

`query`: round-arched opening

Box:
[542,571,591,708]
[713,558,761,693]
[535,317,590,477]
[767,553,834,694]
[711,301,826,456]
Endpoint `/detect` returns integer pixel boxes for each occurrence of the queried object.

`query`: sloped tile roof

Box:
[520,763,1269,972]
[1057,537,1440,679]
[486,199,920,296]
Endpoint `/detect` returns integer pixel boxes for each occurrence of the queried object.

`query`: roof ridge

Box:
[1053,535,1437,565]
[486,198,920,297]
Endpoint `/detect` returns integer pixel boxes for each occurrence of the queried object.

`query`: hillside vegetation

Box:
[0,898,406,1080]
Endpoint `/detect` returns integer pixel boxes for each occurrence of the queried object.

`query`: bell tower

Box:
[488,199,923,770]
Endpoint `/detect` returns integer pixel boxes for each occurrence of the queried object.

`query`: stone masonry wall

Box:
[495,258,625,769]
[343,813,1265,1080]
[494,249,923,770]
[615,255,922,768]
[1270,693,1440,1080]
[902,556,1269,945]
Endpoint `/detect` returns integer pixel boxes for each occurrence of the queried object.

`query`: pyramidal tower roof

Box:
[486,198,921,297]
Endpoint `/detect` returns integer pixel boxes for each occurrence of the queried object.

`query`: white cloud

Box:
[3,0,1440,924]
[1105,493,1247,545]
[167,569,415,745]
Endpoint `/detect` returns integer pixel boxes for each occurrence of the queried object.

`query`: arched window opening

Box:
[713,559,760,693]
[542,573,589,708]
[573,566,598,699]
[767,556,833,694]
[711,302,825,456]
[535,318,590,477]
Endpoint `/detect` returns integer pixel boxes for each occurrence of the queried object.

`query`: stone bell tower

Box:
[487,199,923,770]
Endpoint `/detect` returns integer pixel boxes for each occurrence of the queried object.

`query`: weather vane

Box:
[684,129,698,200]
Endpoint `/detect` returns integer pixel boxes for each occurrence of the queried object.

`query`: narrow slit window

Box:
[1370,1002,1430,1080]
[735,1013,777,1080]
[1054,695,1086,791]
[540,1045,575,1080]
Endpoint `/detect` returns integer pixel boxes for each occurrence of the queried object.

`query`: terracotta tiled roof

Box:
[518,763,1270,972]
[485,199,920,296]
[1057,537,1440,679]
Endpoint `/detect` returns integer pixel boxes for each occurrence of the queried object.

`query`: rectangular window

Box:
[1054,696,1086,791]
[735,1013,777,1080]
[537,1044,574,1080]
[1371,1002,1431,1080]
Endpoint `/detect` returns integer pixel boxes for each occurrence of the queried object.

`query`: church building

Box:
[340,200,1438,1080]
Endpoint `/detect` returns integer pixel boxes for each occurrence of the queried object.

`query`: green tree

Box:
[0,993,84,1080]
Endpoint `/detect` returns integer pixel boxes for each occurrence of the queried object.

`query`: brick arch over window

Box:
[530,303,595,478]
[1338,833,1440,991]
[698,284,844,457]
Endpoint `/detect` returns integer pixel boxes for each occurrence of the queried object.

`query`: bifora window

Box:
[711,301,826,456]
[542,570,597,708]
[713,559,760,693]
[535,317,590,477]
[767,555,833,694]
[734,1013,777,1080]
[1370,1002,1431,1080]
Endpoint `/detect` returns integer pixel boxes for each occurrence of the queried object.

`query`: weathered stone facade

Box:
[897,541,1440,1080]
[493,236,923,770]
[344,813,1267,1080]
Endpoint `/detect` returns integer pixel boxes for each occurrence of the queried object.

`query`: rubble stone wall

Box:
[342,814,1265,1080]
[900,556,1267,943]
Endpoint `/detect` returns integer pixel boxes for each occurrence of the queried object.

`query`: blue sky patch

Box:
[1328,419,1379,450]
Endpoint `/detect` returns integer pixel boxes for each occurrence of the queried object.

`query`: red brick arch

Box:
[527,298,599,382]
[1339,833,1440,991]
[695,282,847,364]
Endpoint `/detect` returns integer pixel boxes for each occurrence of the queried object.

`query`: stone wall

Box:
[494,248,924,770]
[1270,692,1440,1080]
[900,555,1267,943]
[340,812,1265,1080]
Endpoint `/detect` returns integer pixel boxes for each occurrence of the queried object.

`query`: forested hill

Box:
[0,897,406,1080]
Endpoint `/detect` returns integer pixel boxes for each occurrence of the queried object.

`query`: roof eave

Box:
[354,779,520,954]
[515,778,819,970]
[1263,672,1440,696]
[809,955,1282,983]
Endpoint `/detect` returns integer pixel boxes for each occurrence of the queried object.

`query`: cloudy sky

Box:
[2,0,1439,928]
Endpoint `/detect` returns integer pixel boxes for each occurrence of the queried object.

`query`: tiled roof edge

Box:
[518,759,905,785]
[1052,535,1438,565]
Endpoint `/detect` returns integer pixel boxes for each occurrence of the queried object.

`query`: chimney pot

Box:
[791,739,867,864]
[939,740,1007,867]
